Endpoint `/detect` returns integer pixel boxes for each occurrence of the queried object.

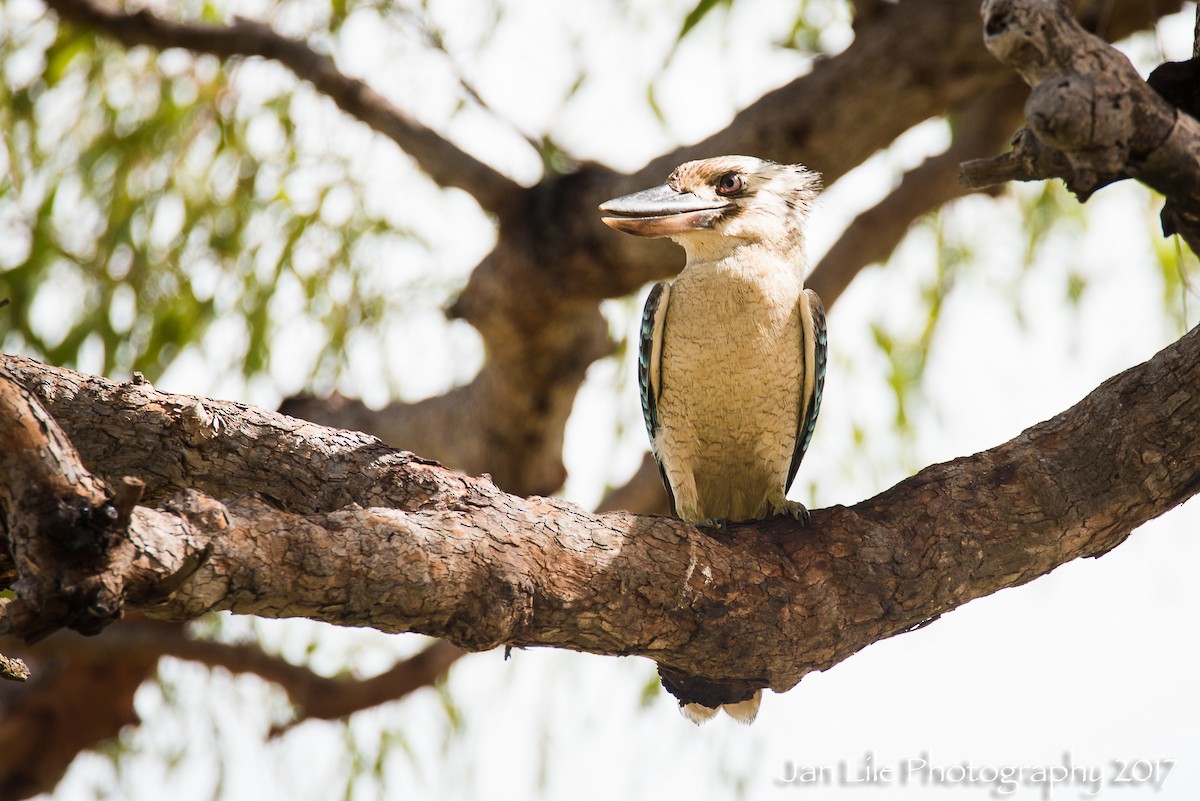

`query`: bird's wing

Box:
[786,288,827,492]
[638,281,676,515]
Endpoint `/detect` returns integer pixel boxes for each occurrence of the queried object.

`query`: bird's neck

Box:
[678,237,807,286]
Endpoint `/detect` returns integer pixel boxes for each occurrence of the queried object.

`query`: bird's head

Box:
[599,156,820,259]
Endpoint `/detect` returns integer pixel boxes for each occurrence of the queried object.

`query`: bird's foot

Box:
[773,500,811,526]
[695,517,731,529]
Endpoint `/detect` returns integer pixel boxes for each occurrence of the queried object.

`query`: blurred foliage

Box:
[677,0,732,42]
[672,0,849,53]
[870,211,969,440]
[1016,181,1088,326]
[649,0,849,125]
[0,7,417,385]
[1150,194,1200,334]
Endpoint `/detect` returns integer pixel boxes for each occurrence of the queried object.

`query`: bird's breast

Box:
[654,263,804,520]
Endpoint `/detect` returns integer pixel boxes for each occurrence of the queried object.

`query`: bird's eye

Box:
[715,172,745,196]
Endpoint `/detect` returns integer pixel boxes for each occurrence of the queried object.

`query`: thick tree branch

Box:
[961,0,1200,253]
[1,350,671,524]
[42,0,521,216]
[0,355,452,514]
[4,319,1199,691]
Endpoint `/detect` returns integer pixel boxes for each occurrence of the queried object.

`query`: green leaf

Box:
[677,0,733,41]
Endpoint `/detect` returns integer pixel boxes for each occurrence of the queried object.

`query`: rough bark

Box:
[0,356,436,514]
[4,316,1200,695]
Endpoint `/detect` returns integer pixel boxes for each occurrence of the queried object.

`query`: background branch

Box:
[808,81,1027,306]
[42,0,522,216]
[18,621,464,729]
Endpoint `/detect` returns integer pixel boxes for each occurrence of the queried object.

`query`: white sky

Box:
[23,1,1200,800]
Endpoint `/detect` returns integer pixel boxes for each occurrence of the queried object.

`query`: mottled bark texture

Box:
[961,0,1200,253]
[5,319,1200,696]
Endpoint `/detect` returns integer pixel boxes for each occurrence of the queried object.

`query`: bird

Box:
[598,155,827,724]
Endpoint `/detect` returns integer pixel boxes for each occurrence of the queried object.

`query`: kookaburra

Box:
[599,155,827,725]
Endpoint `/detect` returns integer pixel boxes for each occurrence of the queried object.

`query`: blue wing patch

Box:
[786,288,827,493]
[638,281,677,515]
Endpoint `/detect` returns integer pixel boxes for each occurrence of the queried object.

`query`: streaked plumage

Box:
[601,155,827,724]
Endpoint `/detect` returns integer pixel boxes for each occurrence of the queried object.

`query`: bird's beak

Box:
[599,184,730,238]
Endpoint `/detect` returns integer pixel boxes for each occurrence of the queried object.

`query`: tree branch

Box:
[42,0,521,216]
[4,320,1199,692]
[20,621,463,729]
[0,638,158,800]
[808,80,1027,307]
[961,0,1200,253]
[0,354,451,514]
[0,614,462,797]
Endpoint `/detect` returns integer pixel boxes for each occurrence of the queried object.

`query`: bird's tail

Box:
[681,690,762,725]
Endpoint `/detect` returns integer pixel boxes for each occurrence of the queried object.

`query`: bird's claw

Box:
[774,500,811,526]
[696,517,731,529]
